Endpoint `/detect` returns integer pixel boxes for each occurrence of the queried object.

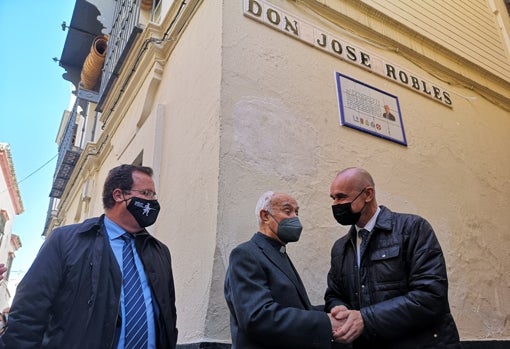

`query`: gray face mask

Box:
[268,213,303,243]
[277,217,303,243]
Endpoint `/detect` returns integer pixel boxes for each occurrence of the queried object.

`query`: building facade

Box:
[47,0,509,347]
[0,143,23,309]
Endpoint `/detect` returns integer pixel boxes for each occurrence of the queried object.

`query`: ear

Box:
[364,187,375,202]
[112,188,125,203]
[259,210,270,223]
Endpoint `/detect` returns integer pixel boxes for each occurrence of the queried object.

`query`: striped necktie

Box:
[121,233,148,349]
[359,229,370,259]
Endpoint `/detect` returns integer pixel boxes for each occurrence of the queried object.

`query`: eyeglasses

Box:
[126,189,158,200]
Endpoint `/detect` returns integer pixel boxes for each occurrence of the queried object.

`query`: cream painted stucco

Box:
[216,0,510,342]
[49,0,509,345]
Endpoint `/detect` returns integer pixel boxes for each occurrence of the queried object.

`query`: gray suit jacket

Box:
[224,232,332,349]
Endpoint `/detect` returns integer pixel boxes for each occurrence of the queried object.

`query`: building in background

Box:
[45,0,510,347]
[0,143,23,308]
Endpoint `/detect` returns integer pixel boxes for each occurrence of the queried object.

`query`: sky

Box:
[0,2,76,283]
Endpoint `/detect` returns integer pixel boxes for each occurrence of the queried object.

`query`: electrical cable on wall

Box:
[0,154,58,195]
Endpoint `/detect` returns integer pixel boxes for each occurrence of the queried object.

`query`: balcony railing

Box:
[44,0,156,235]
[98,0,143,109]
[49,102,82,199]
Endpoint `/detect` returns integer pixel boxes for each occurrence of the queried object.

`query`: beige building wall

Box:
[0,144,23,309]
[364,0,510,81]
[214,0,510,342]
[50,0,509,345]
[53,0,224,344]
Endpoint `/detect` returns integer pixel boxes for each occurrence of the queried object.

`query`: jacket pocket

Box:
[368,245,406,284]
[369,244,399,261]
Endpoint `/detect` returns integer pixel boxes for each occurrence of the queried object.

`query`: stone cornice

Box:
[0,143,23,215]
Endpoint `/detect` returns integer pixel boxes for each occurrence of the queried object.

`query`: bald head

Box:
[330,167,377,227]
[335,167,374,191]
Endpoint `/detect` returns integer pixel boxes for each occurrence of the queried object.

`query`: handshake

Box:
[328,305,364,344]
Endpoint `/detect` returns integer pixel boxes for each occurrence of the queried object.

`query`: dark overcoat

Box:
[3,215,177,349]
[225,232,333,349]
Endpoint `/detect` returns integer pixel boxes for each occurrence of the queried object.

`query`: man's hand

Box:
[328,312,346,333]
[331,305,364,343]
[0,264,6,281]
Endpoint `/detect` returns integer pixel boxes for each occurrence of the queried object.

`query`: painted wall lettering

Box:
[385,64,452,105]
[314,32,372,69]
[243,0,453,107]
[245,0,301,38]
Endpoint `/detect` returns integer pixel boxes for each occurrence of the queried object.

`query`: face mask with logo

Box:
[268,213,303,243]
[126,197,160,227]
[331,188,366,226]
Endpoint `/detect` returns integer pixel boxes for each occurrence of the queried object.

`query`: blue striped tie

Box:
[121,233,148,349]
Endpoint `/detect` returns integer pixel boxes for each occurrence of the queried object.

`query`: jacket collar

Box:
[76,215,151,240]
[75,215,104,235]
[346,205,393,242]
[373,206,393,231]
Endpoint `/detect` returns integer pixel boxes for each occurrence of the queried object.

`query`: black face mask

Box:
[332,188,366,226]
[126,197,160,227]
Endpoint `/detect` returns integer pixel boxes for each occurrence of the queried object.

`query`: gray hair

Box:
[255,191,275,225]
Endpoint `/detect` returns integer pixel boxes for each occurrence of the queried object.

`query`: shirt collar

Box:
[104,216,125,240]
[355,206,381,234]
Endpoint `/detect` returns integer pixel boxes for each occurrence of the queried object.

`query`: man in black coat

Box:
[224,191,344,349]
[2,164,178,349]
[326,167,461,349]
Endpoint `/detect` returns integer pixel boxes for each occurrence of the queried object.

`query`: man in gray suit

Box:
[224,191,343,349]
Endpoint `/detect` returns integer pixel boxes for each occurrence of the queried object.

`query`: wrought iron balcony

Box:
[97,0,143,110]
[58,0,146,105]
[49,105,82,199]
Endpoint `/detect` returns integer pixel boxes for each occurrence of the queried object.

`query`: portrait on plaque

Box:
[335,72,407,146]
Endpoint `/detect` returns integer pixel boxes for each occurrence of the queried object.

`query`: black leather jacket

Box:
[325,206,460,349]
[3,215,177,349]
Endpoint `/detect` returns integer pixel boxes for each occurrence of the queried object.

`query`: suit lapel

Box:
[252,234,312,309]
[285,254,313,309]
